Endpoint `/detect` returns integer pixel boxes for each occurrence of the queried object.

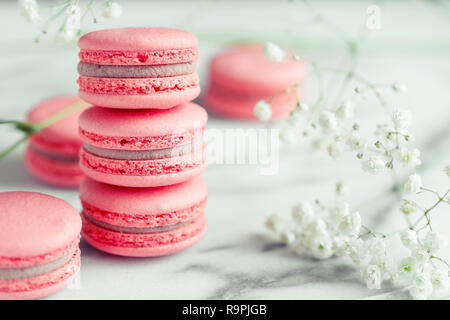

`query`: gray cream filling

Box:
[78,61,198,78]
[83,141,202,161]
[0,250,75,280]
[31,144,79,162]
[83,213,194,234]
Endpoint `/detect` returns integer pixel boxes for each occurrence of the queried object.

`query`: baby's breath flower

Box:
[431,268,450,290]
[280,231,296,244]
[330,200,350,225]
[375,124,393,141]
[339,211,361,237]
[348,238,371,265]
[336,100,354,120]
[262,42,286,62]
[421,231,448,255]
[318,111,338,133]
[410,273,433,300]
[398,148,421,167]
[103,1,123,19]
[254,100,272,122]
[65,5,81,31]
[361,265,383,290]
[361,156,385,174]
[265,214,282,232]
[18,0,41,24]
[55,27,77,43]
[366,237,387,265]
[346,132,366,151]
[392,109,412,130]
[327,141,344,160]
[392,82,407,94]
[332,236,351,257]
[400,200,416,215]
[310,235,334,259]
[397,256,418,283]
[291,201,315,226]
[400,229,418,249]
[297,101,309,112]
[404,174,423,195]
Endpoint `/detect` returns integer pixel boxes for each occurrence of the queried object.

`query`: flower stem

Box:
[0,99,90,160]
[412,187,450,230]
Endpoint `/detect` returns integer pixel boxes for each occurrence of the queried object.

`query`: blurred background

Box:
[0,0,449,299]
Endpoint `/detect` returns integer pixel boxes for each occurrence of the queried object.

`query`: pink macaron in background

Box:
[77,27,201,109]
[203,45,305,120]
[80,176,207,257]
[0,191,81,299]
[78,102,208,187]
[25,95,89,188]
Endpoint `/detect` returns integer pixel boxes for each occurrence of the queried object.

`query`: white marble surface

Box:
[0,0,449,299]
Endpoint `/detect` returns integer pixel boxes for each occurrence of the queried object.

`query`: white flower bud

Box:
[404,174,423,195]
[400,229,418,249]
[410,273,433,300]
[265,214,282,232]
[444,165,450,178]
[262,42,286,62]
[361,156,385,174]
[361,265,382,290]
[399,148,421,167]
[318,111,338,133]
[254,100,272,122]
[339,211,361,237]
[336,100,354,120]
[431,268,450,290]
[327,142,344,160]
[392,109,412,130]
[291,201,315,226]
[400,200,416,215]
[280,231,296,244]
[421,231,448,255]
[103,1,123,19]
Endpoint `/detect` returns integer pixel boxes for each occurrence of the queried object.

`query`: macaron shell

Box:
[203,87,298,120]
[209,46,305,96]
[80,158,207,188]
[0,250,80,300]
[79,85,200,109]
[27,95,87,150]
[78,103,207,144]
[0,192,81,260]
[79,175,207,216]
[25,145,84,188]
[81,214,206,257]
[78,27,198,52]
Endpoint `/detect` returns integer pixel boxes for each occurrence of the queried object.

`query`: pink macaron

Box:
[80,176,207,257]
[25,95,88,188]
[203,46,305,120]
[0,191,81,299]
[77,27,200,109]
[78,102,207,187]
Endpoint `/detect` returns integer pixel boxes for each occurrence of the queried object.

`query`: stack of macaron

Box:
[25,95,89,188]
[76,27,208,257]
[203,45,305,120]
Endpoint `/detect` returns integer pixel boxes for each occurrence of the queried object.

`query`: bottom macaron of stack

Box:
[79,176,207,257]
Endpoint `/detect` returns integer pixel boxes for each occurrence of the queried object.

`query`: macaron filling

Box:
[82,141,202,161]
[0,250,75,280]
[78,61,197,78]
[30,144,79,163]
[82,213,195,234]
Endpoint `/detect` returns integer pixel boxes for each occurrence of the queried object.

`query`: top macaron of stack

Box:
[77,27,200,109]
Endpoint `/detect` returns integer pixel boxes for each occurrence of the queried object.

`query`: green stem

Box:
[412,187,450,229]
[0,100,89,160]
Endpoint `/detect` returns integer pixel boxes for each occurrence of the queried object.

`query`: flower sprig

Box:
[18,0,123,43]
[266,171,450,299]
